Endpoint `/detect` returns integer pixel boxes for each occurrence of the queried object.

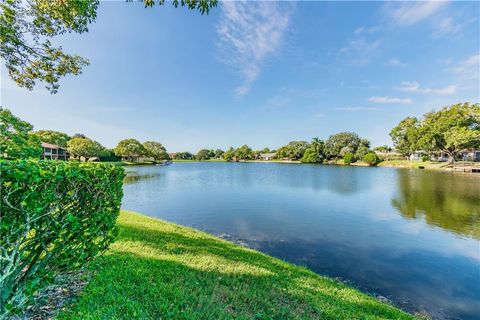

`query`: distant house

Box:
[412,149,480,162]
[374,151,403,161]
[459,149,480,162]
[409,151,427,161]
[41,142,69,160]
[168,152,177,159]
[258,152,276,161]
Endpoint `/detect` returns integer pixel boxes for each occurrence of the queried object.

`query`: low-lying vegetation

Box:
[59,211,417,320]
[0,160,124,317]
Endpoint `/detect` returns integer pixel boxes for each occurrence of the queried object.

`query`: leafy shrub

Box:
[300,148,323,163]
[363,152,381,166]
[0,160,124,316]
[421,155,429,162]
[343,152,356,165]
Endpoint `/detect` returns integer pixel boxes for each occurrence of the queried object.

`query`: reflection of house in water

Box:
[41,142,69,160]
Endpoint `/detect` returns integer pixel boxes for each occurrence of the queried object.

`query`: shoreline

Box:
[58,210,419,319]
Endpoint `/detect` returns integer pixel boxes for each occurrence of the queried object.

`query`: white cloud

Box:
[396,81,457,95]
[433,16,474,37]
[385,1,447,26]
[446,54,480,75]
[386,58,406,67]
[368,96,412,104]
[339,37,381,65]
[354,25,381,35]
[217,1,292,96]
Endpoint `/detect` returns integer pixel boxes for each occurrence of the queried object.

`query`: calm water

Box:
[122,162,480,320]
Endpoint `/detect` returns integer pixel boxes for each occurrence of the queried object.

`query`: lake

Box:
[122,162,480,320]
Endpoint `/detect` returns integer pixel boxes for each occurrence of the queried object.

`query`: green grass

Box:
[377,160,446,169]
[59,211,417,320]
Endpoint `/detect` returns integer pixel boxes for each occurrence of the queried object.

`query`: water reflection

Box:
[392,170,480,239]
[123,171,163,184]
[122,163,480,320]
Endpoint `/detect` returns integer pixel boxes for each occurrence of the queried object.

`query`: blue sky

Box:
[1,1,479,152]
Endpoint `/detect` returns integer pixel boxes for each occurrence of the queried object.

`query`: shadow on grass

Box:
[59,212,416,320]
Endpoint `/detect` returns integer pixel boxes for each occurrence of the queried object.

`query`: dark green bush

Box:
[363,152,381,166]
[0,160,124,316]
[343,152,356,165]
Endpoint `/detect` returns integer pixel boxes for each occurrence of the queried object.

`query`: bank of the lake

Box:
[59,210,417,320]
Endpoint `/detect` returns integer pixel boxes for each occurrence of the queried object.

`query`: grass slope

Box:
[59,211,416,320]
[377,160,446,170]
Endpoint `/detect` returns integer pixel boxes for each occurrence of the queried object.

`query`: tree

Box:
[143,141,169,160]
[234,145,254,160]
[355,139,371,160]
[72,133,87,139]
[373,145,393,153]
[343,153,355,165]
[389,117,419,156]
[223,147,235,161]
[196,149,212,161]
[32,130,70,147]
[300,138,324,163]
[324,132,362,159]
[114,138,146,161]
[214,149,224,158]
[67,137,106,159]
[417,103,480,161]
[175,152,194,160]
[363,152,381,166]
[1,0,217,93]
[275,141,310,160]
[0,107,41,159]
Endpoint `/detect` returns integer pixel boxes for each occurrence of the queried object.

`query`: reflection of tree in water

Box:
[392,170,480,239]
[123,172,163,185]
[326,167,365,195]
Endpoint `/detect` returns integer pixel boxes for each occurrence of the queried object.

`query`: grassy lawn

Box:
[59,211,416,320]
[377,160,446,170]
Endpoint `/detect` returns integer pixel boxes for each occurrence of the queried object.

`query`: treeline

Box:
[2,102,478,164]
[0,107,171,162]
[175,133,381,166]
[390,102,480,160]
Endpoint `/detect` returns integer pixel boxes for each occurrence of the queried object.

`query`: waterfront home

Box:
[459,149,480,161]
[168,152,177,159]
[258,152,276,161]
[409,150,427,161]
[374,150,404,161]
[41,142,69,160]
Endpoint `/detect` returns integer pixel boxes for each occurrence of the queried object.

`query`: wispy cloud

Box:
[386,58,406,67]
[354,25,381,35]
[446,54,480,76]
[368,96,412,104]
[217,1,292,96]
[384,1,447,26]
[396,81,457,95]
[338,37,381,66]
[433,16,475,37]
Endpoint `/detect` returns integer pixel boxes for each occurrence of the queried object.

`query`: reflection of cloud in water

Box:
[122,162,480,320]
[253,237,480,320]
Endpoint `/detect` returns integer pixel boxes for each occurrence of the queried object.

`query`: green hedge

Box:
[0,160,124,316]
[363,152,381,166]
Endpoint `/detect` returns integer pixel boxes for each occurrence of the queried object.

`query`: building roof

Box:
[41,142,67,150]
[260,153,276,157]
